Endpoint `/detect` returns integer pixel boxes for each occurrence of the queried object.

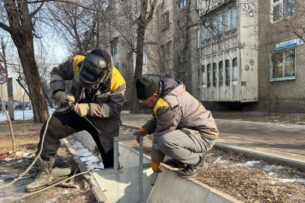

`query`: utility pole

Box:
[1,37,14,120]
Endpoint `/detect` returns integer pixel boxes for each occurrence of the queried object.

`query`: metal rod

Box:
[139,136,144,203]
[113,141,119,172]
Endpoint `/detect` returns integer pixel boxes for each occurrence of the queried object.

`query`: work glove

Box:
[133,128,148,143]
[151,161,160,172]
[72,103,90,117]
[54,91,75,106]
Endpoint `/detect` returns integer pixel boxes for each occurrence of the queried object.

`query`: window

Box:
[198,65,205,87]
[166,41,171,57]
[134,0,138,12]
[201,26,210,41]
[212,15,223,37]
[143,52,147,65]
[162,41,171,63]
[217,15,223,34]
[225,10,231,32]
[207,64,211,87]
[232,57,238,81]
[225,59,230,86]
[271,0,295,23]
[219,61,223,86]
[213,62,217,87]
[271,49,295,81]
[110,39,119,55]
[197,29,200,48]
[177,0,187,9]
[178,16,187,27]
[284,0,296,16]
[162,11,170,31]
[178,34,184,44]
[231,8,237,29]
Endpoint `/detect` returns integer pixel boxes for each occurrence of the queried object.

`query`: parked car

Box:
[0,100,8,111]
[14,100,23,109]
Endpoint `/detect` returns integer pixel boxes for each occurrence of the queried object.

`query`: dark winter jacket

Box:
[142,78,218,162]
[50,55,126,152]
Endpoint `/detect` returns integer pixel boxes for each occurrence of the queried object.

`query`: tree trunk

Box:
[131,23,146,113]
[14,40,49,123]
[2,0,49,123]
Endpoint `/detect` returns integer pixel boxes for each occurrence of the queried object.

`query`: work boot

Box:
[26,156,56,193]
[177,156,205,177]
[163,159,186,168]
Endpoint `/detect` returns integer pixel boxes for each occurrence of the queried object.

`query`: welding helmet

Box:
[79,48,113,86]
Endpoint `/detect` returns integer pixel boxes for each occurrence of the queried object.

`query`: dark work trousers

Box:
[38,111,114,168]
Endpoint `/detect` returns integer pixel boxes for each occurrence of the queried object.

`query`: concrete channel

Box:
[65,127,242,203]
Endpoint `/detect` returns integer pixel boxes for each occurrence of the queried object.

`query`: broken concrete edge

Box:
[215,143,305,172]
[63,138,109,203]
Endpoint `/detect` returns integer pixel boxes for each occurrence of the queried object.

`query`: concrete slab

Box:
[92,167,154,203]
[66,130,242,203]
[147,165,241,203]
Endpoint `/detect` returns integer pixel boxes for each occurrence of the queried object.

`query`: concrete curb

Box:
[63,137,108,203]
[215,143,305,171]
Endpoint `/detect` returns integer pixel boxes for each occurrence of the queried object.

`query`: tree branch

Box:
[0,22,11,33]
[30,2,45,18]
[146,0,157,23]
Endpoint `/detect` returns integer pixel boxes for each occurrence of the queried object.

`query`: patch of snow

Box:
[15,151,32,158]
[236,160,260,167]
[86,162,104,170]
[271,178,305,185]
[61,190,72,194]
[76,148,92,157]
[15,151,23,156]
[74,141,84,150]
[121,110,130,114]
[263,165,284,172]
[45,196,58,203]
[70,140,104,171]
[213,156,230,164]
[0,108,56,122]
[17,159,23,163]
[80,156,99,162]
[2,158,12,161]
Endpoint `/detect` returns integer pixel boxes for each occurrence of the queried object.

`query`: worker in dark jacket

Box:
[26,48,126,192]
[134,77,218,177]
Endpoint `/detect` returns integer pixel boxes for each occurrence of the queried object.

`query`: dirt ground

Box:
[0,121,97,203]
[120,124,305,203]
[1,117,305,203]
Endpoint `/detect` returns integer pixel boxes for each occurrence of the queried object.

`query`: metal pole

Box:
[138,136,144,203]
[113,140,119,172]
[0,84,3,114]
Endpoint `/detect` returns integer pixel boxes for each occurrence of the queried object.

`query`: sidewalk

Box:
[120,113,305,170]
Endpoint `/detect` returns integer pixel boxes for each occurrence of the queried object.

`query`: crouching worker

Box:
[26,48,126,192]
[133,77,218,177]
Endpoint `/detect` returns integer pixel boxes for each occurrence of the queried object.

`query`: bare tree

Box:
[130,0,157,113]
[0,0,49,122]
[277,0,305,42]
[46,0,108,55]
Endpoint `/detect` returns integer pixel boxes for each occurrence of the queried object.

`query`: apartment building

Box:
[105,0,304,112]
[196,0,304,112]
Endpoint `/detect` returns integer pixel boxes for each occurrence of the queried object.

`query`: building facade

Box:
[196,0,304,112]
[104,0,304,112]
